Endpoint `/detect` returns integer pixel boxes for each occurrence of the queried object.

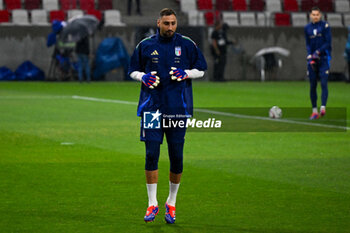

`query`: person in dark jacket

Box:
[76,36,91,82]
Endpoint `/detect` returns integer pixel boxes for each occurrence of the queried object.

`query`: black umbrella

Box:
[59,15,99,44]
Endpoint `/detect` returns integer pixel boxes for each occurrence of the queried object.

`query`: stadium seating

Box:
[284,0,298,12]
[233,0,247,11]
[250,0,265,11]
[197,0,213,10]
[43,0,58,11]
[87,9,102,20]
[67,9,83,20]
[0,0,3,10]
[266,0,282,12]
[98,0,113,10]
[197,11,205,25]
[291,12,307,27]
[180,0,196,13]
[204,11,215,26]
[335,1,350,13]
[188,10,199,26]
[301,0,316,12]
[79,0,95,11]
[24,0,41,10]
[12,9,29,24]
[4,0,21,10]
[256,12,266,26]
[222,12,239,26]
[240,12,256,26]
[318,0,334,12]
[60,0,76,10]
[343,13,350,26]
[31,9,49,25]
[49,10,65,22]
[327,13,343,27]
[104,10,125,26]
[0,9,10,23]
[274,13,291,26]
[216,0,230,11]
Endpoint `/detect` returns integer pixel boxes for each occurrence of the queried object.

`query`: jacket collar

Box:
[156,29,177,43]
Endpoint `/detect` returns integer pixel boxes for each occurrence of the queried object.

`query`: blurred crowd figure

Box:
[211,21,231,81]
[128,0,142,16]
[344,26,350,82]
[76,36,91,82]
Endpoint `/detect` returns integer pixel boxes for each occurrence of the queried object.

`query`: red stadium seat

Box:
[204,11,220,26]
[80,0,95,10]
[50,10,65,22]
[284,0,298,12]
[233,0,247,11]
[24,0,41,10]
[250,0,264,11]
[98,0,113,10]
[197,0,213,10]
[275,13,291,26]
[60,0,77,10]
[301,0,316,12]
[318,0,334,12]
[4,0,21,10]
[0,10,10,23]
[87,9,102,20]
[216,0,230,11]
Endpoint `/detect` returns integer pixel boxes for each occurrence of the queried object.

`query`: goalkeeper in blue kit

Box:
[128,8,207,223]
[304,6,332,119]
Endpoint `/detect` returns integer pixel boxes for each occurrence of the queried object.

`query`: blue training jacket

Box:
[128,31,207,117]
[304,20,332,59]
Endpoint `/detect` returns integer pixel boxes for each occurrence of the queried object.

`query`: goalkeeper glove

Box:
[142,71,160,89]
[169,67,188,81]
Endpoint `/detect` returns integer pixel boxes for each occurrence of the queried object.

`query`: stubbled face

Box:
[310,10,321,23]
[157,14,177,38]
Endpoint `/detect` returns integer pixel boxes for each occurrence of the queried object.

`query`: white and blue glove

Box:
[142,71,160,89]
[169,67,189,81]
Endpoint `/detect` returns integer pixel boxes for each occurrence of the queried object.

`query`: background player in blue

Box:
[128,8,207,223]
[304,6,332,120]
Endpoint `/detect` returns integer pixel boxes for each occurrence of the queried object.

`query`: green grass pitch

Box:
[0,81,349,233]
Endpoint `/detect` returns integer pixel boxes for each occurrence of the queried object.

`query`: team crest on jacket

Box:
[175,46,181,56]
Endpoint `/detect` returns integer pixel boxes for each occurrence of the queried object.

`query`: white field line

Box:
[72,95,349,131]
[0,95,71,99]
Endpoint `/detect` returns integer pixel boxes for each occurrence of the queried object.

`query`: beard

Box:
[162,30,174,38]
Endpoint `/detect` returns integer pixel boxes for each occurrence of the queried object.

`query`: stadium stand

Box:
[0,9,10,23]
[60,0,76,10]
[266,0,282,12]
[4,0,21,10]
[233,0,247,11]
[335,0,350,13]
[43,0,58,11]
[87,9,102,20]
[197,0,213,10]
[104,9,125,26]
[216,0,230,11]
[301,0,316,12]
[291,12,307,26]
[0,0,3,10]
[49,10,65,22]
[24,0,41,10]
[31,9,49,25]
[98,0,113,10]
[318,0,334,12]
[283,0,298,12]
[343,13,350,25]
[250,0,265,11]
[67,9,83,20]
[188,10,199,25]
[79,0,95,11]
[222,12,239,26]
[12,9,29,24]
[274,12,291,26]
[257,12,267,26]
[240,12,256,26]
[180,0,197,13]
[204,11,215,25]
[327,13,343,27]
[197,11,205,25]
